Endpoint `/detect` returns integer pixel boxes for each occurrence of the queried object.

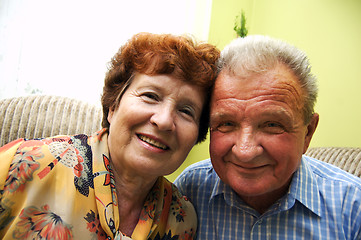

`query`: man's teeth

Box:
[138,135,168,150]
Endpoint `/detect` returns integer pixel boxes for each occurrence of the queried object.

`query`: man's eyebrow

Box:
[259,107,293,117]
[209,112,234,124]
[210,112,228,118]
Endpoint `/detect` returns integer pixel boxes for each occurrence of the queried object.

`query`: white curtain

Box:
[0,0,213,105]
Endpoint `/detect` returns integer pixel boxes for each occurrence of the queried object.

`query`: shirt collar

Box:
[210,173,225,201]
[286,156,322,217]
[209,171,256,214]
[210,173,238,205]
[209,156,322,217]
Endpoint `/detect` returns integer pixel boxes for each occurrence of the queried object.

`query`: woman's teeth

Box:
[138,135,168,150]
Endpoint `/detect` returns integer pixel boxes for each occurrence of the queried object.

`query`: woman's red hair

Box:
[101,32,220,143]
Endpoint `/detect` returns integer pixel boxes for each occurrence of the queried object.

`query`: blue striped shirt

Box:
[174,156,361,239]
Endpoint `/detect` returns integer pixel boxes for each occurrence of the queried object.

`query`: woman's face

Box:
[107,73,205,179]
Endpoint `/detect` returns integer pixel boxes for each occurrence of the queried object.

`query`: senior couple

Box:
[0,32,360,239]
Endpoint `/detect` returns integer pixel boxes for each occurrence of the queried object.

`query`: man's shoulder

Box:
[183,159,213,171]
[304,155,361,188]
[174,159,217,188]
[174,159,218,207]
[176,159,214,179]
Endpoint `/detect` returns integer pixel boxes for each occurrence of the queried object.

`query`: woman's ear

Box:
[303,113,319,153]
[107,108,115,124]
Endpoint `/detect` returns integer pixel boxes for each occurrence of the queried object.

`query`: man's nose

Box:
[232,129,262,162]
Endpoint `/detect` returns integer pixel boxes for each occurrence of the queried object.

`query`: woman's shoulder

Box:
[159,177,196,216]
[165,177,195,206]
[0,133,94,188]
[160,177,197,238]
[1,133,92,151]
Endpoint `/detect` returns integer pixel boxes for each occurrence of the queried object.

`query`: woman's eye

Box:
[142,92,159,101]
[180,106,196,119]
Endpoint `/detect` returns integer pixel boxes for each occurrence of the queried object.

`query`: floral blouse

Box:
[0,129,197,239]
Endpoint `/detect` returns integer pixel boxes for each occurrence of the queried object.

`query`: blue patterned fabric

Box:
[174,156,361,239]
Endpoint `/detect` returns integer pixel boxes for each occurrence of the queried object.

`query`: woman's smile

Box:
[137,133,170,151]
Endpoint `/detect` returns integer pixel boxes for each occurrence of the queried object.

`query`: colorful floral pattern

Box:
[0,129,196,239]
[84,210,108,239]
[13,205,73,239]
[5,145,42,193]
[102,154,117,205]
[71,134,94,197]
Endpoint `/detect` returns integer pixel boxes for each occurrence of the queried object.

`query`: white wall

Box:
[0,0,213,105]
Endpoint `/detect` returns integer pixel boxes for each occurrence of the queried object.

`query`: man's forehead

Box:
[214,64,305,105]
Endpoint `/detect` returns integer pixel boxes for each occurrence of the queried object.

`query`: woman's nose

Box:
[150,108,176,131]
[232,130,262,162]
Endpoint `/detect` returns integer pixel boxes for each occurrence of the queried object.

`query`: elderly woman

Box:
[0,33,220,239]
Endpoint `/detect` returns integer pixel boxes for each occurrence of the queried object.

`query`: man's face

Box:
[210,63,318,204]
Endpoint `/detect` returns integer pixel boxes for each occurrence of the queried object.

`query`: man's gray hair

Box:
[217,35,318,124]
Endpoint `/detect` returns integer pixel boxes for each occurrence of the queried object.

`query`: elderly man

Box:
[175,35,361,239]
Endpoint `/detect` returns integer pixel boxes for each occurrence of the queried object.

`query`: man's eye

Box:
[266,122,281,128]
[211,122,235,133]
[262,122,285,134]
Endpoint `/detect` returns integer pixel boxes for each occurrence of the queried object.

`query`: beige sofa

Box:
[0,95,102,147]
[1,95,360,178]
[305,147,361,178]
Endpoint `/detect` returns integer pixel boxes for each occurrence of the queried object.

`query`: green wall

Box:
[167,0,361,181]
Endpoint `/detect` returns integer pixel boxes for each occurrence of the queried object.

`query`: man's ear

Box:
[303,113,319,153]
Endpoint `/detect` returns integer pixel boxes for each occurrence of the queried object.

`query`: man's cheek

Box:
[210,134,231,158]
